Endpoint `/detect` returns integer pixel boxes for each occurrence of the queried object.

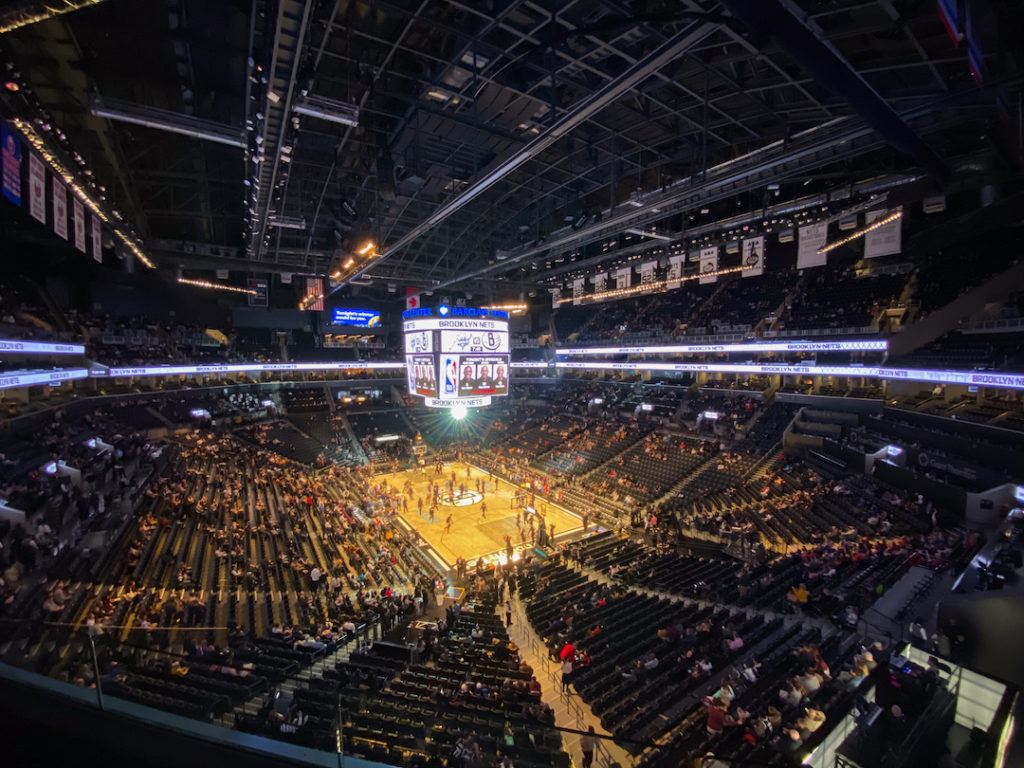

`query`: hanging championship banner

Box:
[73,197,86,253]
[52,179,68,239]
[91,214,102,263]
[248,278,268,307]
[591,272,608,293]
[28,152,45,223]
[639,260,658,285]
[797,222,828,269]
[572,277,586,306]
[551,288,561,308]
[699,245,719,284]
[864,208,902,258]
[667,256,685,289]
[215,269,229,279]
[615,267,632,290]
[1,122,22,205]
[281,272,292,285]
[741,236,765,277]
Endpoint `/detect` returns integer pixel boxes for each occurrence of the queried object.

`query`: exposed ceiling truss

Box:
[0,0,1019,298]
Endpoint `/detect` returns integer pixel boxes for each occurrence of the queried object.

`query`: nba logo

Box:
[444,357,458,395]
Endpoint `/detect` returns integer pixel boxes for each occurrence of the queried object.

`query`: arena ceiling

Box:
[1,0,1021,298]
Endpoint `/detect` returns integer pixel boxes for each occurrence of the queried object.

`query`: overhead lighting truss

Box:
[90,96,245,148]
[292,93,360,127]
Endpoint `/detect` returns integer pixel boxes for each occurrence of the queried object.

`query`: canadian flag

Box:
[405,287,420,310]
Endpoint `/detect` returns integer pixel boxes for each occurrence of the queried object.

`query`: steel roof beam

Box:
[327,19,718,297]
[719,0,949,181]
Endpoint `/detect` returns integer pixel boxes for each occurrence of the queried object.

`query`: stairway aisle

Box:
[500,587,636,768]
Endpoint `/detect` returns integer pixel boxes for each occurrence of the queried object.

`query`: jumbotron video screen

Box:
[402,305,510,411]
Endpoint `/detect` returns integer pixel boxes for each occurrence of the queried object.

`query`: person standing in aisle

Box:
[580,727,596,768]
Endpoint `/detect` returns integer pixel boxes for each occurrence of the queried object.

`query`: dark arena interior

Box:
[2,1,1024,767]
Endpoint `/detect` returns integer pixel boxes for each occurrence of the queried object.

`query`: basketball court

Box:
[376,461,582,569]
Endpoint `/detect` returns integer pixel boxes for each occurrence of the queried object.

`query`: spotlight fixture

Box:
[817,209,902,255]
[483,303,528,315]
[11,118,154,268]
[556,265,745,306]
[177,277,257,296]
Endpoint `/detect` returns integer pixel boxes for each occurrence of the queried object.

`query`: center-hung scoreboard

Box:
[402,305,510,410]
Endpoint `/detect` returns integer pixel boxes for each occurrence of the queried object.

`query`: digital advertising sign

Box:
[331,308,381,327]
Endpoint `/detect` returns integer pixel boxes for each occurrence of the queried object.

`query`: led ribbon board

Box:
[556,340,888,355]
[402,305,510,409]
[0,339,86,354]
[103,361,406,377]
[552,361,1024,391]
[0,368,89,390]
[3,358,1019,394]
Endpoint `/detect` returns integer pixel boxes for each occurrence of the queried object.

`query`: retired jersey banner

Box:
[741,236,765,277]
[864,208,902,258]
[28,152,45,223]
[797,222,828,269]
[591,272,608,293]
[639,260,658,285]
[667,256,685,289]
[699,246,719,284]
[615,267,632,290]
[1,122,22,206]
[572,277,585,306]
[550,288,561,308]
[52,179,68,240]
[72,197,86,252]
[91,215,103,263]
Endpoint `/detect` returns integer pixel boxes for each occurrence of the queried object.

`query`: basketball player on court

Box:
[480,500,487,520]
[443,513,454,535]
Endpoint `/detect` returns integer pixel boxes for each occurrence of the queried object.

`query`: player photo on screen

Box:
[410,355,436,397]
[457,355,509,396]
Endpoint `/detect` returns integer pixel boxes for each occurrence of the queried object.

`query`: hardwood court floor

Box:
[375,461,581,567]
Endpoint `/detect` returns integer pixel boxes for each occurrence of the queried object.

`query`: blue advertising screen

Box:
[331,308,381,327]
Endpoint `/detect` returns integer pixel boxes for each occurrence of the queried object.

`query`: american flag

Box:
[304,277,324,311]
